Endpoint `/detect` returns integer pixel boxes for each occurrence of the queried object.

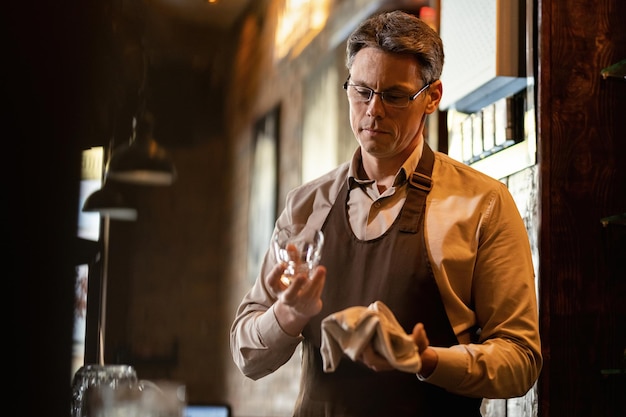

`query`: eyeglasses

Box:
[343,80,431,108]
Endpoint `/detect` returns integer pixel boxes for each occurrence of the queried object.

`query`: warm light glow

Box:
[274,0,330,60]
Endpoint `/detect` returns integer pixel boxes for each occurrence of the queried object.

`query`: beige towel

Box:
[320,301,421,373]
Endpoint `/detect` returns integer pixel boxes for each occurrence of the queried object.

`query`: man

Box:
[230,10,542,417]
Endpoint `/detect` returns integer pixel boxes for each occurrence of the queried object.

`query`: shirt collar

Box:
[347,141,425,189]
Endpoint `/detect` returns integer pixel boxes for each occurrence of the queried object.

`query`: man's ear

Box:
[424,80,442,114]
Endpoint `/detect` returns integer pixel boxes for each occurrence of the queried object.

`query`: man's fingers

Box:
[267,263,287,288]
[412,322,429,354]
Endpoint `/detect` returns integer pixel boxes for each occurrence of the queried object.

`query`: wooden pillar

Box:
[537,0,626,415]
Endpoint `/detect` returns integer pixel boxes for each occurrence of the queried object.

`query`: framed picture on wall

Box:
[247,106,280,284]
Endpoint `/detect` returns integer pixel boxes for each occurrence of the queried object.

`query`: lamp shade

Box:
[82,181,138,221]
[106,112,176,186]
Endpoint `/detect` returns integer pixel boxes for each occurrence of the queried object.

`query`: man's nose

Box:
[366,93,386,118]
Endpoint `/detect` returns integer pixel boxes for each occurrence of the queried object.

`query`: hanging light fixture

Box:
[82,36,175,221]
[105,110,177,185]
[82,180,138,221]
[105,44,176,186]
[81,144,137,221]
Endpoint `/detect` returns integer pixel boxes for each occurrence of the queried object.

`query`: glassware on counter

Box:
[71,364,138,417]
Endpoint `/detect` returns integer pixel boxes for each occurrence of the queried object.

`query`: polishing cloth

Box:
[320,301,421,373]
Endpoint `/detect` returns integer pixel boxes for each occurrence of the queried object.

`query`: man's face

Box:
[347,47,434,163]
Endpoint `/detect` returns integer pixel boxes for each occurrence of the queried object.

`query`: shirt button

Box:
[374,201,381,208]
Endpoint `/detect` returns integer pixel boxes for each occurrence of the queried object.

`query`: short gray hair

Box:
[346,10,444,84]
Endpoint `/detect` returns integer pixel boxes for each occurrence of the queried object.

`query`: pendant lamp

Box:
[106,111,176,186]
[82,180,138,221]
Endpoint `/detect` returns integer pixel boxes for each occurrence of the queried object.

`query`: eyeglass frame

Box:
[342,78,431,108]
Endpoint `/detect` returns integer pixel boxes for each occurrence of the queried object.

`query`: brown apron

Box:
[294,144,482,417]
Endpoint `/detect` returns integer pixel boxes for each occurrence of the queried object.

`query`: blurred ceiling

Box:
[120,0,253,62]
[111,0,254,147]
[149,0,253,29]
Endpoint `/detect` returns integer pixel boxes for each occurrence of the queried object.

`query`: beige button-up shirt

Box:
[230,143,542,399]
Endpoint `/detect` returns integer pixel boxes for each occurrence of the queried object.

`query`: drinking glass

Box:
[71,364,138,417]
[83,383,142,417]
[272,223,324,286]
[83,379,186,417]
[139,380,186,417]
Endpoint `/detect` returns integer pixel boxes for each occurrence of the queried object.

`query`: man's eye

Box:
[384,92,406,101]
[354,87,371,97]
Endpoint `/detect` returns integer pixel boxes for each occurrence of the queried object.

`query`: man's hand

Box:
[357,322,439,376]
[268,264,326,336]
[412,322,438,377]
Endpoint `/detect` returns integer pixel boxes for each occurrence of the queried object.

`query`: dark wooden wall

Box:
[11,2,108,417]
[537,0,626,416]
